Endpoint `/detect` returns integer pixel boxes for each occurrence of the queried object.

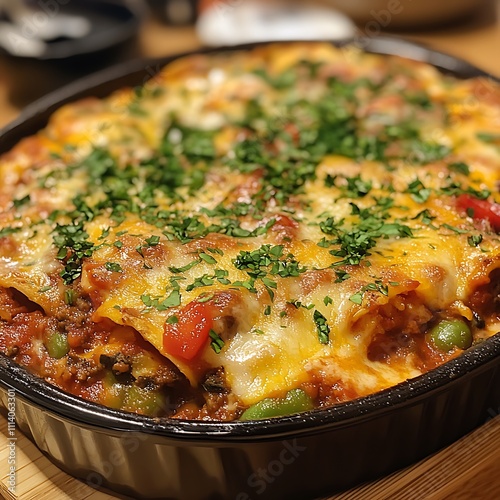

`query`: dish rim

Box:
[0,36,499,442]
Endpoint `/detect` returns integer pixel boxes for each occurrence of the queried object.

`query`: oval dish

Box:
[0,38,500,500]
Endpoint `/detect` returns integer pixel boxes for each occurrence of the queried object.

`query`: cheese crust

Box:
[0,42,499,420]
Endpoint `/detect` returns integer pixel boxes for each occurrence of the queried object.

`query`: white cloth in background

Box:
[197,1,355,46]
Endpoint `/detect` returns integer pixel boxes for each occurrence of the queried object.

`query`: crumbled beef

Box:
[66,354,103,382]
[202,367,228,394]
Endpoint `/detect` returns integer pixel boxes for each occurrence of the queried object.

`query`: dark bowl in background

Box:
[0,38,499,500]
[326,0,494,29]
[0,0,147,107]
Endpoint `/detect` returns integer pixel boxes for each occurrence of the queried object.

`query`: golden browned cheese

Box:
[0,42,499,414]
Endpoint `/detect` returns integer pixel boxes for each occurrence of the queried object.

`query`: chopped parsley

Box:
[252,67,297,89]
[146,235,160,246]
[349,292,363,305]
[406,179,431,203]
[313,310,330,345]
[449,162,470,176]
[137,236,161,257]
[105,262,123,273]
[13,195,30,208]
[468,234,483,247]
[327,215,413,267]
[64,289,76,306]
[53,222,96,285]
[141,289,181,311]
[232,244,307,299]
[441,223,469,235]
[404,92,433,109]
[186,270,230,292]
[0,226,21,238]
[209,330,225,353]
[477,132,500,144]
[439,181,490,200]
[349,279,390,305]
[338,175,372,198]
[414,209,437,226]
[169,260,200,274]
[407,141,451,164]
[199,252,217,265]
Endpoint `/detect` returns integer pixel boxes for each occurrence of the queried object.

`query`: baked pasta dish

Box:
[1,43,499,421]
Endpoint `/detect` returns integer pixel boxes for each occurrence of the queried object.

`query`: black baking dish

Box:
[0,38,499,500]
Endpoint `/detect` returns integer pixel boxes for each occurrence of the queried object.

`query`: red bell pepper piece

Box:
[456,194,500,232]
[163,301,214,360]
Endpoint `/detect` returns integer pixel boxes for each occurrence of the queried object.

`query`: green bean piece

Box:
[428,319,472,352]
[102,372,127,409]
[45,331,70,359]
[240,388,314,421]
[124,386,165,416]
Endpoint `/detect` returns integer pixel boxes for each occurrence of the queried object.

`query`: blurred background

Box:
[0,0,499,127]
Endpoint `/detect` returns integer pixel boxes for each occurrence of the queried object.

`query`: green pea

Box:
[124,386,165,416]
[45,331,70,359]
[101,372,127,409]
[240,388,314,421]
[428,319,472,352]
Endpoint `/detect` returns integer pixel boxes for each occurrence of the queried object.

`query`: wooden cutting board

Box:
[1,412,500,500]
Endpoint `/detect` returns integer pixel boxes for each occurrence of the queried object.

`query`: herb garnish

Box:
[209,330,225,353]
[0,227,21,238]
[53,222,96,285]
[349,279,390,305]
[233,245,307,299]
[313,310,330,344]
[105,262,123,273]
[141,289,181,311]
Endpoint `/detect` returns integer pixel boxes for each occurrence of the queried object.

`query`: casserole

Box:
[0,38,499,499]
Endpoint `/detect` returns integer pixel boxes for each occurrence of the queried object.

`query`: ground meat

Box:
[100,353,132,375]
[65,354,103,382]
[0,287,42,321]
[468,268,500,322]
[172,392,240,421]
[202,367,228,394]
[149,364,182,386]
[367,332,415,363]
[0,286,187,416]
[358,292,434,363]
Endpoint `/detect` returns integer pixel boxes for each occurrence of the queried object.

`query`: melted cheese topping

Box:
[1,42,499,409]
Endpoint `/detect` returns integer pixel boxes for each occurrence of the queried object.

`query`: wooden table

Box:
[1,3,500,499]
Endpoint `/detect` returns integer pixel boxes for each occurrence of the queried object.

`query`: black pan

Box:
[0,37,499,500]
